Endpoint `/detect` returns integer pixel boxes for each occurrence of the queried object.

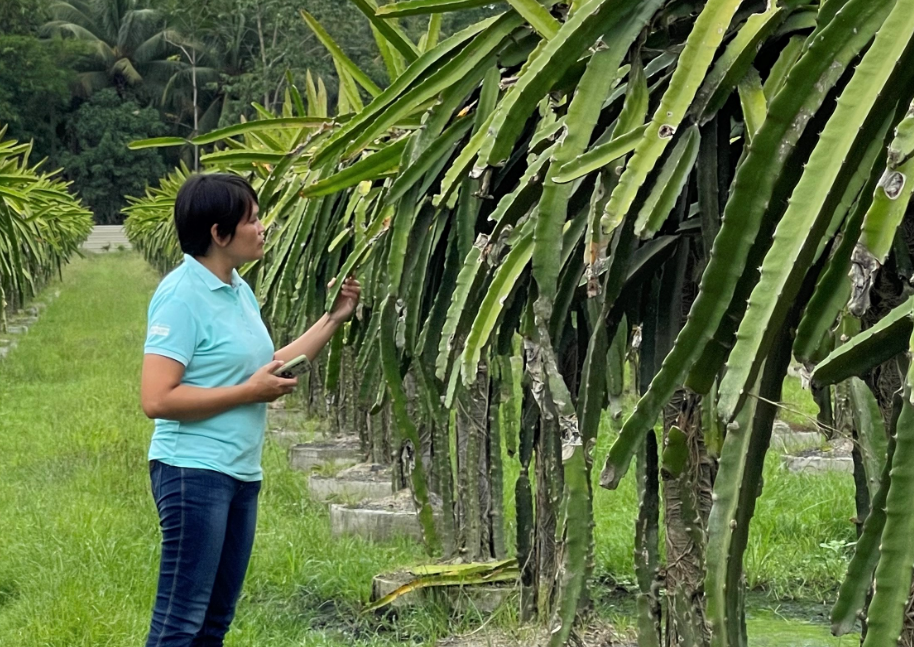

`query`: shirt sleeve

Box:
[144,296,198,366]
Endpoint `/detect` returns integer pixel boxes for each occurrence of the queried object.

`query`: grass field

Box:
[0,253,858,646]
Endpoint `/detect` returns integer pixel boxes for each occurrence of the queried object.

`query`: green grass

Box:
[0,252,860,646]
[778,374,822,430]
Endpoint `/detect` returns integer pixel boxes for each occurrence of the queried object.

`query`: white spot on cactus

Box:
[659,124,676,139]
[879,170,906,200]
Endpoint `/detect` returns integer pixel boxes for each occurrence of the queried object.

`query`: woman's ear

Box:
[210,223,231,249]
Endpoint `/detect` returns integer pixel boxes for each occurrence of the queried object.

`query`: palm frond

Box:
[111,57,142,85]
[41,20,103,43]
[118,8,165,54]
[132,30,184,65]
[74,70,112,97]
[197,94,228,134]
[45,1,98,35]
[97,0,124,47]
[142,59,194,84]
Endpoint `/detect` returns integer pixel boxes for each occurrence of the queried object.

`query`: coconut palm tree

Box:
[42,0,193,102]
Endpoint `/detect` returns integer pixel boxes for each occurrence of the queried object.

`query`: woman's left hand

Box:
[328,276,361,323]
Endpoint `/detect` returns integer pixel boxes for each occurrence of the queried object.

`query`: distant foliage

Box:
[0,36,80,162]
[0,0,49,35]
[6,0,496,206]
[42,0,187,101]
[58,90,168,224]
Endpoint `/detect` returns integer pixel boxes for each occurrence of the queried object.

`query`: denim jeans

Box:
[145,460,262,647]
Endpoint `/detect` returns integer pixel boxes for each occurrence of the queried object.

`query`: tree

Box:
[59,88,167,223]
[165,0,385,123]
[161,0,499,127]
[0,35,81,161]
[41,0,187,102]
[0,0,50,35]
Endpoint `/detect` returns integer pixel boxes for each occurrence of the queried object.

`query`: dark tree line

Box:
[0,0,494,223]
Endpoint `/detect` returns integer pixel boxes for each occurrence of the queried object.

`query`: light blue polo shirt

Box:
[144,254,275,481]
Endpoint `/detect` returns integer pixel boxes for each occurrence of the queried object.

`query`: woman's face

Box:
[219,203,265,264]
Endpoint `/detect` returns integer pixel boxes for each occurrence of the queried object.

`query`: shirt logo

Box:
[149,324,171,337]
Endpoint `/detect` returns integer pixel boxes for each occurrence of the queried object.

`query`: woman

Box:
[140,173,360,646]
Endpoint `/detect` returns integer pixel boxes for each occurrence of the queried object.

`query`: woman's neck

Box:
[195,251,235,285]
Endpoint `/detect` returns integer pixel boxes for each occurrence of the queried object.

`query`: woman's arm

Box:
[141,355,296,421]
[274,277,361,363]
[273,313,342,363]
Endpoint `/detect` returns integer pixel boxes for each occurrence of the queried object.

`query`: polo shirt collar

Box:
[183,254,242,291]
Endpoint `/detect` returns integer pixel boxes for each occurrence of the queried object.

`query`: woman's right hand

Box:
[245,360,298,402]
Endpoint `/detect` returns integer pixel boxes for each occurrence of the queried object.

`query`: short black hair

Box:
[174,174,259,257]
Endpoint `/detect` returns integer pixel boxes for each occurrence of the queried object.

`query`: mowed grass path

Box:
[0,254,423,647]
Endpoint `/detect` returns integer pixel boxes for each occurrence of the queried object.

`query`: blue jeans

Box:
[146,460,261,647]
